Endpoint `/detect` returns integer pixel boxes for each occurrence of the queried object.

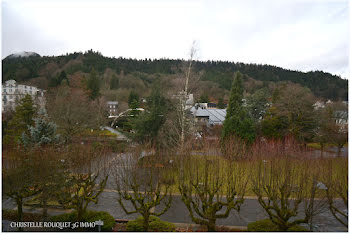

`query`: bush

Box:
[247,219,280,232]
[287,225,309,232]
[50,212,75,222]
[126,216,175,232]
[50,210,115,231]
[2,209,43,222]
[247,219,309,232]
[83,210,116,231]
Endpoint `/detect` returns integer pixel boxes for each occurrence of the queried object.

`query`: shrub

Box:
[126,216,175,232]
[247,219,280,232]
[2,209,43,222]
[247,219,309,232]
[83,210,116,231]
[50,210,115,231]
[50,212,75,222]
[287,225,309,232]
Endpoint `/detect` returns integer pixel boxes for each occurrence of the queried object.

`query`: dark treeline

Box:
[2,49,348,100]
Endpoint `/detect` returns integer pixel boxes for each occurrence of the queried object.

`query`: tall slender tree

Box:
[222,71,255,144]
[133,83,167,144]
[86,68,101,100]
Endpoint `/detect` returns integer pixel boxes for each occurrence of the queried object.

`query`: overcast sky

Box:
[2,0,349,78]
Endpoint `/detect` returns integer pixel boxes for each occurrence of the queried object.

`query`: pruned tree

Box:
[251,156,327,231]
[322,158,348,228]
[2,149,41,226]
[30,147,67,220]
[179,151,248,231]
[114,148,173,231]
[58,145,109,222]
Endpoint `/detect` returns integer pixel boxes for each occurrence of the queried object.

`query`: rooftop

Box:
[190,107,226,125]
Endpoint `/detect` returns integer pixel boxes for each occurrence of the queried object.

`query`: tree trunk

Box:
[337,146,341,157]
[77,204,84,231]
[143,214,150,232]
[16,197,23,231]
[320,143,324,158]
[207,219,216,232]
[42,198,48,221]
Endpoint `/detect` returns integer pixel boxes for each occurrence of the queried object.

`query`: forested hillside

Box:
[2,49,347,101]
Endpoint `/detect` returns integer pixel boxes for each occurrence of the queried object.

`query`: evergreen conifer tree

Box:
[86,68,101,100]
[222,71,255,143]
[4,94,36,146]
[128,91,140,109]
[21,108,60,147]
[133,83,167,143]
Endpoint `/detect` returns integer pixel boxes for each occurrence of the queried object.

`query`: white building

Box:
[313,100,325,110]
[2,80,45,111]
[107,101,118,117]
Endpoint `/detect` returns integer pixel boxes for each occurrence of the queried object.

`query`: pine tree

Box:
[199,93,209,103]
[86,68,101,100]
[128,91,140,109]
[133,83,167,143]
[222,71,255,143]
[21,108,60,147]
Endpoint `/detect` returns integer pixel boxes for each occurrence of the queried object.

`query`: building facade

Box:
[107,101,118,117]
[2,80,45,111]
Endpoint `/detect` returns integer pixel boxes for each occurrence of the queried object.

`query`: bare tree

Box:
[2,148,41,227]
[251,156,327,231]
[31,147,67,220]
[178,147,248,231]
[114,147,173,231]
[58,144,110,222]
[322,158,348,228]
[46,85,105,142]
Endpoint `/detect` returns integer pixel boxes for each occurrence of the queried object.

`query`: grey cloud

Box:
[2,2,67,58]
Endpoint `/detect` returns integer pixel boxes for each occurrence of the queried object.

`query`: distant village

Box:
[2,79,348,135]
